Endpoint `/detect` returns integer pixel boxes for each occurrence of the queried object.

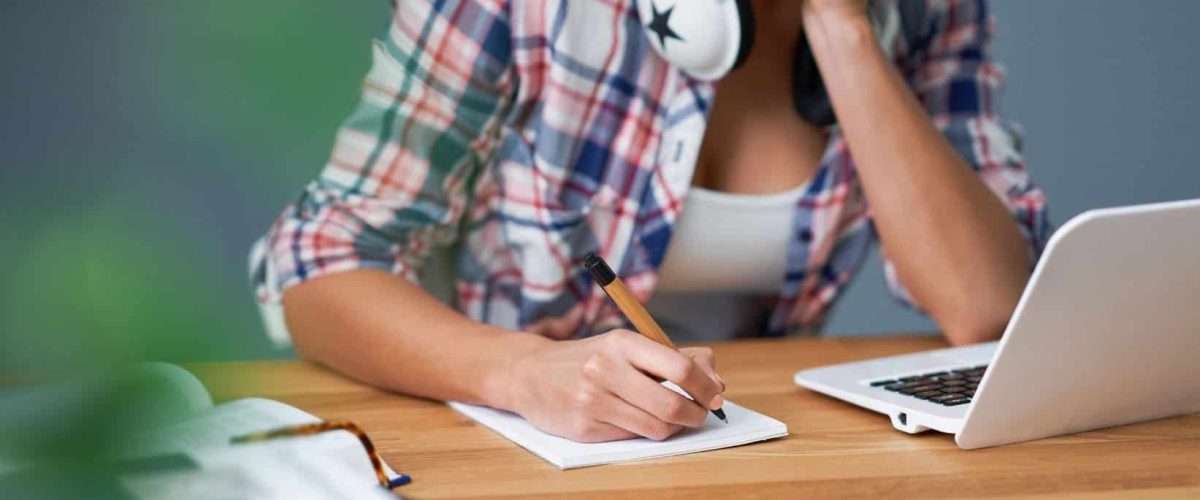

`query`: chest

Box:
[692,3,830,194]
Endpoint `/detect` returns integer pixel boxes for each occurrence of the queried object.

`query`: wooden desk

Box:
[189,336,1200,498]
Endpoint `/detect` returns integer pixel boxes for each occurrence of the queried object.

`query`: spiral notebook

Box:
[450,394,788,469]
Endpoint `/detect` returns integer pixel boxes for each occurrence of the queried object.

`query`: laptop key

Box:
[921,371,948,378]
[914,390,943,399]
[966,376,983,383]
[929,394,961,403]
[965,383,978,390]
[887,382,931,391]
[941,379,966,386]
[963,389,976,397]
[942,398,971,406]
[898,375,925,382]
[887,381,929,391]
[939,373,965,380]
[900,384,941,395]
[870,379,897,387]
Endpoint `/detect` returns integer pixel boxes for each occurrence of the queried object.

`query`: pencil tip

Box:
[713,408,728,423]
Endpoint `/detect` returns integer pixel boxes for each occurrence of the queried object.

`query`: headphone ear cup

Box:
[792,31,838,127]
[729,0,756,72]
[638,0,755,81]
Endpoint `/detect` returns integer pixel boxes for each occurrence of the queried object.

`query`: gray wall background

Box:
[826,0,1200,335]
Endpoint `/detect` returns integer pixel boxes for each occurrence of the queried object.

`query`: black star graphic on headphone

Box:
[647,1,684,50]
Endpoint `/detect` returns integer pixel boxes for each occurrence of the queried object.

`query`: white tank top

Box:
[646,183,807,342]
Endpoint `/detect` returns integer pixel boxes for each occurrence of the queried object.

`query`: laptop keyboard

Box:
[868,365,988,407]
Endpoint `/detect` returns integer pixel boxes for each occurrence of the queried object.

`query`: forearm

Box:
[802,10,1030,343]
[280,269,726,444]
[282,269,546,408]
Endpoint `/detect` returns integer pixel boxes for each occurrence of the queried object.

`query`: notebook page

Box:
[120,440,395,500]
[127,398,317,454]
[124,398,400,491]
[450,398,788,469]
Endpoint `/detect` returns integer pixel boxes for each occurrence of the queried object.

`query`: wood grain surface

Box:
[188,336,1200,499]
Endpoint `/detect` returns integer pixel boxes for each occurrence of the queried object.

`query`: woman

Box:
[251,0,1048,443]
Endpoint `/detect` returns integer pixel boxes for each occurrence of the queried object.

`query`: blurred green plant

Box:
[0,3,390,494]
[1,195,241,375]
[0,1,388,375]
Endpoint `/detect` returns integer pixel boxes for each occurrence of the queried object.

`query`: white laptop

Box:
[794,199,1200,449]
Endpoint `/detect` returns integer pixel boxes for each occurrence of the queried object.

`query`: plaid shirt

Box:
[252,0,1049,337]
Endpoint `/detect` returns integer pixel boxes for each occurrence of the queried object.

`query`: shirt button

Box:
[799,229,814,243]
[592,189,616,209]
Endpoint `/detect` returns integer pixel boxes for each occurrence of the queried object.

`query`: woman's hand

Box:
[502,329,725,443]
[524,307,584,340]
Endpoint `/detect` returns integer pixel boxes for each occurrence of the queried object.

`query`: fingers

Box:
[593,393,684,441]
[568,420,640,443]
[584,351,710,428]
[681,346,725,392]
[566,363,679,441]
[523,308,583,340]
[525,318,570,340]
[552,416,639,443]
[609,331,724,412]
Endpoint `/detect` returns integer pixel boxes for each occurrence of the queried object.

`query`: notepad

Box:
[111,364,402,499]
[450,394,788,469]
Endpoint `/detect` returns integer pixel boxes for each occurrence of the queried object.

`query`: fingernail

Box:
[710,394,725,410]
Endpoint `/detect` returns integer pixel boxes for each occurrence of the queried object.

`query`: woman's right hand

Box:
[501,329,726,443]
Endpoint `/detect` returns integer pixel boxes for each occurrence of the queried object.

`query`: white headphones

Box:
[635,0,755,81]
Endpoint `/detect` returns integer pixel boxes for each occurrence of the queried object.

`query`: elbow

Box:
[284,308,325,364]
[932,268,1030,347]
[934,284,1022,347]
[943,322,1005,347]
[940,306,1012,347]
[280,281,342,366]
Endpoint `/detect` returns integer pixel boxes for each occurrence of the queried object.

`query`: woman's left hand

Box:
[525,307,585,340]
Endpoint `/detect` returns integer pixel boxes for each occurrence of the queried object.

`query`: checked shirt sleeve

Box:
[252,0,514,304]
[881,0,1051,307]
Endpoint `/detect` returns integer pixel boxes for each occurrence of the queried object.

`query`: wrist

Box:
[479,329,549,411]
[802,7,876,53]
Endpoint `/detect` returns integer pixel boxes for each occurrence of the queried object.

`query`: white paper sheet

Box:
[449,398,788,469]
